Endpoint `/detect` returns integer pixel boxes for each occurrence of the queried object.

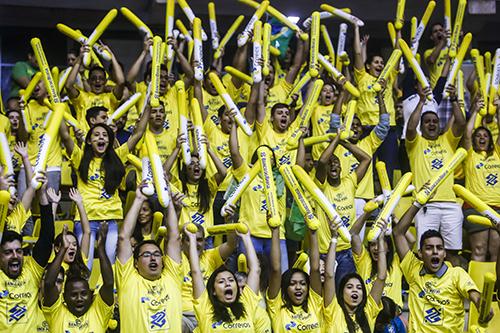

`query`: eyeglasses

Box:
[138,251,162,258]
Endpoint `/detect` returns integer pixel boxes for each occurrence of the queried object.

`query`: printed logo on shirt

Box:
[431,158,443,170]
[340,216,350,228]
[486,173,498,186]
[191,212,206,225]
[68,318,89,329]
[0,290,9,298]
[100,188,112,200]
[260,200,267,212]
[476,162,484,169]
[285,321,297,330]
[279,154,291,166]
[8,304,27,323]
[150,309,169,330]
[350,162,359,173]
[210,115,221,126]
[163,120,170,130]
[252,184,263,191]
[222,157,232,168]
[424,307,443,325]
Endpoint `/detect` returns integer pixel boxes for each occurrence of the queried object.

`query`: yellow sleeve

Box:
[456,268,479,298]
[353,247,372,282]
[232,163,251,182]
[116,143,131,163]
[365,294,383,321]
[204,248,224,271]
[443,127,462,149]
[92,291,114,325]
[354,66,367,84]
[41,293,63,321]
[400,251,421,284]
[163,254,183,285]
[70,144,83,169]
[5,204,31,233]
[115,256,135,289]
[265,289,282,319]
[193,289,213,331]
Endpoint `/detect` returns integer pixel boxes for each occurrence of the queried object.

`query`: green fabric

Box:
[9,61,37,98]
[286,201,306,241]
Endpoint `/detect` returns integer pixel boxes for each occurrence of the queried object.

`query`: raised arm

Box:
[406,85,429,141]
[239,227,261,294]
[340,140,371,181]
[446,84,466,137]
[353,25,364,70]
[104,45,125,100]
[463,98,483,150]
[43,226,69,307]
[165,195,181,263]
[393,200,421,259]
[186,226,205,299]
[126,103,150,151]
[69,188,91,258]
[309,229,322,295]
[370,233,387,305]
[245,80,260,125]
[255,82,267,125]
[268,226,281,299]
[285,34,305,84]
[117,186,145,263]
[163,134,183,173]
[205,135,227,185]
[14,142,36,211]
[231,44,249,88]
[350,211,371,255]
[65,46,85,98]
[59,118,75,156]
[316,134,341,184]
[126,37,152,86]
[229,114,244,169]
[33,176,55,267]
[425,29,448,66]
[169,37,194,87]
[96,223,114,305]
[324,221,338,307]
[217,204,238,260]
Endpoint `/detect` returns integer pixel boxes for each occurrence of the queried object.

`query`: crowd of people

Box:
[1,0,500,332]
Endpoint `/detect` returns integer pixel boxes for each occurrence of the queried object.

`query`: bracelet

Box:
[331,237,338,245]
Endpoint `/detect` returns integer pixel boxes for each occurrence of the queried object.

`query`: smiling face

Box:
[0,240,23,279]
[287,271,309,306]
[320,84,336,106]
[271,106,291,133]
[472,128,491,152]
[420,237,445,274]
[88,126,110,156]
[55,234,78,264]
[420,112,440,140]
[88,68,106,94]
[213,271,238,304]
[135,243,164,280]
[366,56,385,77]
[138,201,153,226]
[343,277,364,309]
[64,279,92,317]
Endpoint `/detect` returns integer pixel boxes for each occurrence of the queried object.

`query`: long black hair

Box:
[207,266,246,323]
[369,236,395,278]
[179,154,210,214]
[132,196,161,243]
[54,231,90,280]
[280,268,310,313]
[79,124,125,196]
[337,273,371,333]
[375,296,399,333]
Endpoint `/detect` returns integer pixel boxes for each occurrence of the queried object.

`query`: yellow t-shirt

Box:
[324,294,382,333]
[181,249,224,312]
[316,173,358,254]
[42,292,113,333]
[115,255,183,332]
[424,48,448,88]
[233,163,286,239]
[222,74,251,105]
[178,178,218,231]
[354,67,396,126]
[265,80,303,114]
[311,103,334,160]
[204,120,232,191]
[143,127,180,189]
[35,305,50,332]
[194,287,265,332]
[406,130,461,202]
[70,89,120,132]
[464,147,500,206]
[400,251,478,333]
[256,116,299,167]
[335,131,383,200]
[203,89,225,125]
[71,143,129,221]
[266,289,324,333]
[353,247,403,307]
[0,256,44,331]
[25,99,63,168]
[5,204,31,233]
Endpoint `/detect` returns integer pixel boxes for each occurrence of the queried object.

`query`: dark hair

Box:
[207,266,246,323]
[365,54,384,69]
[369,236,395,278]
[337,273,371,333]
[281,268,310,313]
[85,106,109,126]
[54,231,90,280]
[132,197,162,243]
[64,275,90,295]
[179,154,210,214]
[420,229,444,249]
[88,65,106,79]
[217,105,227,119]
[270,103,290,117]
[375,296,399,331]
[133,240,162,260]
[79,124,125,196]
[472,126,494,153]
[1,231,22,246]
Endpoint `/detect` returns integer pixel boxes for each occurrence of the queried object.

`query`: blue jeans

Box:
[334,248,357,290]
[74,220,118,271]
[239,236,289,273]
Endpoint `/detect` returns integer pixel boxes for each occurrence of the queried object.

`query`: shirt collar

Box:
[419,262,448,278]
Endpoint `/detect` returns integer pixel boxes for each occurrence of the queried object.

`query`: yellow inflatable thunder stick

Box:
[394,0,406,30]
[51,67,59,93]
[321,25,336,65]
[150,36,162,108]
[0,133,14,192]
[193,17,204,82]
[208,72,253,136]
[224,66,253,85]
[238,254,248,273]
[411,1,436,55]
[207,223,249,235]
[363,185,416,213]
[280,164,320,230]
[175,81,192,165]
[126,153,141,170]
[457,70,466,116]
[287,79,324,149]
[453,184,500,226]
[32,103,65,189]
[318,54,360,98]
[373,49,402,92]
[286,72,312,105]
[0,190,11,243]
[214,15,245,59]
[302,9,352,29]
[444,33,472,99]
[19,72,42,131]
[398,39,433,101]
[336,23,348,72]
[120,7,153,39]
[152,211,164,239]
[339,100,357,140]
[175,19,194,60]
[291,165,351,242]
[479,272,496,327]
[444,0,452,47]
[287,133,337,150]
[165,0,175,61]
[107,92,142,126]
[320,4,365,26]
[293,252,309,271]
[270,46,281,57]
[145,131,170,208]
[82,9,118,68]
[220,163,261,217]
[471,49,488,116]
[208,2,219,50]
[262,23,271,76]
[387,22,397,48]
[57,67,72,95]
[375,161,393,233]
[257,146,281,228]
[367,172,413,242]
[410,17,417,43]
[252,20,263,83]
[309,12,320,78]
[56,24,112,61]
[485,51,492,74]
[31,38,60,104]
[414,148,467,205]
[136,146,155,196]
[237,1,269,47]
[449,0,467,58]
[177,0,207,41]
[467,215,494,228]
[190,98,207,170]
[487,49,500,115]
[238,0,308,40]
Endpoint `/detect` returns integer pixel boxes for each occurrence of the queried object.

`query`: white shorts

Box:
[415,202,463,250]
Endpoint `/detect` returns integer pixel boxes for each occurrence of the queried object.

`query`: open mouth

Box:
[430,257,440,267]
[9,261,20,273]
[96,141,106,150]
[67,250,76,260]
[149,262,159,270]
[351,293,359,301]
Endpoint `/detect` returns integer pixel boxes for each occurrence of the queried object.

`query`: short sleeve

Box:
[241,287,261,313]
[92,291,114,324]
[115,256,135,289]
[70,144,83,169]
[266,289,282,319]
[365,294,383,320]
[456,268,479,298]
[443,127,461,148]
[204,248,224,271]
[115,143,130,163]
[354,66,367,84]
[400,251,421,284]
[232,163,251,182]
[163,254,183,286]
[42,293,63,315]
[353,247,372,281]
[193,289,212,331]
